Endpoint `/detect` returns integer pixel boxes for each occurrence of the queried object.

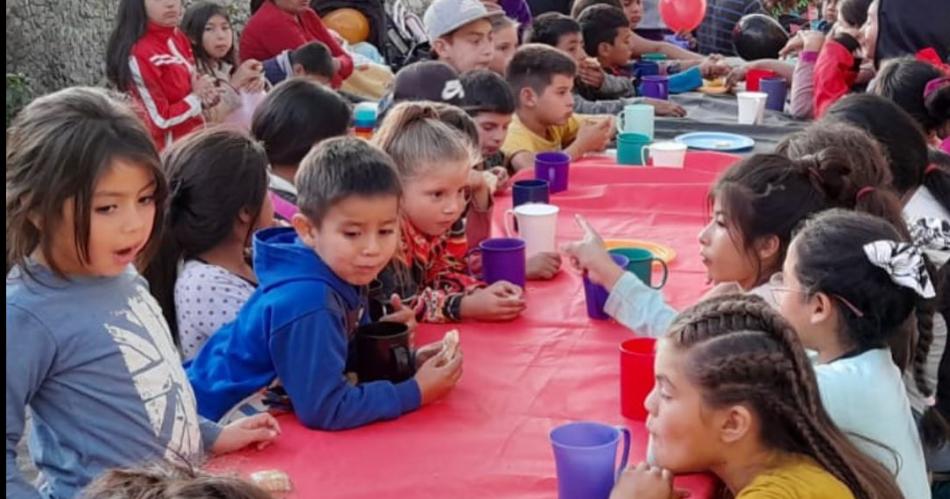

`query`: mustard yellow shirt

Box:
[736,456,855,499]
[501,114,581,156]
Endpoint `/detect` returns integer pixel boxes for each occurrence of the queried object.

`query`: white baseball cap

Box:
[423,0,504,41]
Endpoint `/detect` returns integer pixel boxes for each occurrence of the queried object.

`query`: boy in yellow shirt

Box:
[502,44,614,172]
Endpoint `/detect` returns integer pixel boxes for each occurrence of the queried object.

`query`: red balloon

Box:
[659,0,707,33]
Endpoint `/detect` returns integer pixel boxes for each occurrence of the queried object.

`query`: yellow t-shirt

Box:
[737,456,855,499]
[501,114,581,157]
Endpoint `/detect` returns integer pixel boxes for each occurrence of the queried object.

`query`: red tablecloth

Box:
[209,152,741,498]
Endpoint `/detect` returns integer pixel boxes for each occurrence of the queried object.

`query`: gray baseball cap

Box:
[424,0,504,41]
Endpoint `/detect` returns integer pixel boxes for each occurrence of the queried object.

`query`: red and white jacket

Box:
[127,22,204,149]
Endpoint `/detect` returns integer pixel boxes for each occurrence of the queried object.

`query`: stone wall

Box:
[5,0,250,96]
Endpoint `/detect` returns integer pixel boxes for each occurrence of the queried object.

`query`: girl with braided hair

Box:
[609,293,903,499]
[776,209,932,499]
[563,124,895,338]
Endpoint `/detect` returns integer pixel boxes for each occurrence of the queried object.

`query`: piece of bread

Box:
[250,470,293,493]
[441,329,460,362]
[482,170,500,194]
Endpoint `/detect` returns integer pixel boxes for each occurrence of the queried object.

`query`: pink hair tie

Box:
[923,77,950,99]
[856,186,875,201]
[939,138,950,156]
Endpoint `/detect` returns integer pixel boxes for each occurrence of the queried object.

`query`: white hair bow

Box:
[863,240,936,299]
[910,217,950,252]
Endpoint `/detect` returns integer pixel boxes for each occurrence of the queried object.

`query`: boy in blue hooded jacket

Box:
[186,137,463,430]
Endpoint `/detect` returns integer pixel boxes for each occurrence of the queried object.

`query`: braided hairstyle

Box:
[667,294,903,499]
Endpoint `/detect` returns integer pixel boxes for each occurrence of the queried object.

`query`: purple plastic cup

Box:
[639,75,669,100]
[470,238,526,288]
[760,77,788,112]
[535,151,571,193]
[583,254,629,320]
[550,421,632,499]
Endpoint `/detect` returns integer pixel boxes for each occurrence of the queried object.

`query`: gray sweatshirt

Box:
[6,263,221,499]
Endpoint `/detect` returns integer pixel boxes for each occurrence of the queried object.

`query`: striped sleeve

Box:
[127,53,202,133]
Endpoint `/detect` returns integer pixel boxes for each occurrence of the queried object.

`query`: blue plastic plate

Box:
[673,132,755,152]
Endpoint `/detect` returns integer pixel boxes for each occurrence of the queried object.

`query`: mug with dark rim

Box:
[354,321,415,383]
[512,179,550,208]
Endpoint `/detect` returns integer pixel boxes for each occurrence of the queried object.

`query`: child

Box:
[775,209,932,499]
[181,2,266,125]
[489,15,520,75]
[502,44,615,172]
[812,0,875,116]
[105,0,217,149]
[609,294,903,499]
[528,12,686,117]
[6,87,278,498]
[578,5,726,85]
[460,69,516,171]
[241,0,352,87]
[262,40,336,87]
[378,61,466,121]
[143,129,273,361]
[185,137,463,428]
[794,98,950,476]
[872,57,950,148]
[250,78,351,221]
[821,94,950,223]
[370,102,527,323]
[564,124,899,337]
[424,0,502,74]
[434,99,564,282]
[83,461,272,499]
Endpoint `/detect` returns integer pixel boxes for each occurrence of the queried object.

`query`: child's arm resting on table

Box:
[269,308,421,430]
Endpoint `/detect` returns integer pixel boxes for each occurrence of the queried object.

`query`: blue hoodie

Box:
[186,227,421,430]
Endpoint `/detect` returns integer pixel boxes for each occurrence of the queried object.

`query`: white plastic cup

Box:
[504,203,559,258]
[641,141,687,168]
[737,91,768,125]
[615,104,655,140]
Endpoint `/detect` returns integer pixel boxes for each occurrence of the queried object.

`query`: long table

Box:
[208,152,740,498]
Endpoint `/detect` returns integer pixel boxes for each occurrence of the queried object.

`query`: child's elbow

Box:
[296,408,350,431]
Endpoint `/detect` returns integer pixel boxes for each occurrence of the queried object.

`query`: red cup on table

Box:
[620,337,657,420]
[745,69,777,92]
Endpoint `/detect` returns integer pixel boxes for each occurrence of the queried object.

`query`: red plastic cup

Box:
[745,69,777,92]
[619,338,657,420]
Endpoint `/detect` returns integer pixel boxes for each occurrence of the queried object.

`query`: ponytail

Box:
[371,101,479,179]
[923,161,950,214]
[143,129,270,345]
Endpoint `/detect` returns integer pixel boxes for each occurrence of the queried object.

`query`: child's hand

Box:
[232,59,264,92]
[578,58,606,89]
[460,281,526,321]
[561,214,625,290]
[575,117,614,155]
[192,75,219,107]
[801,30,827,53]
[699,58,730,79]
[415,348,463,405]
[610,463,676,499]
[379,294,418,344]
[414,340,445,369]
[724,64,748,90]
[526,252,562,280]
[211,413,281,455]
[489,166,511,192]
[779,30,806,57]
[644,98,686,118]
